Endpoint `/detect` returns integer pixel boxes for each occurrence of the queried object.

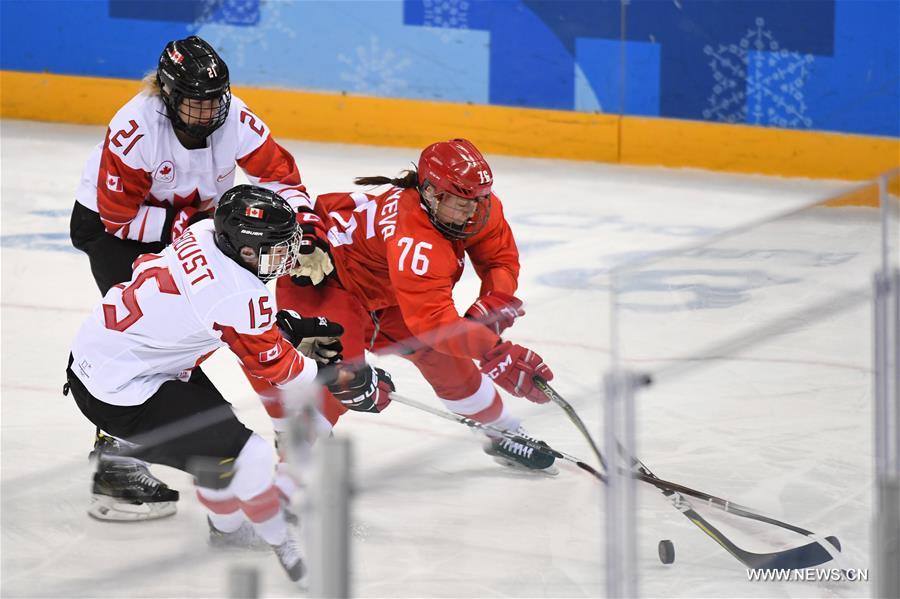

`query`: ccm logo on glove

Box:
[483,353,513,379]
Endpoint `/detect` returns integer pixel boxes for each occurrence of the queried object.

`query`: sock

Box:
[209,510,246,533]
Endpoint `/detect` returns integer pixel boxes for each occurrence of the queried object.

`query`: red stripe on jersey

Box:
[239,361,345,424]
[237,136,303,186]
[241,361,289,420]
[131,252,164,271]
[461,391,504,424]
[276,184,309,198]
[320,389,348,426]
[240,485,281,522]
[261,393,285,419]
[137,208,149,241]
[97,128,152,236]
[213,323,306,386]
[196,491,240,515]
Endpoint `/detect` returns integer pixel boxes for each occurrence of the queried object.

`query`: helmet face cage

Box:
[214,185,299,282]
[168,90,232,139]
[157,36,231,138]
[256,230,301,282]
[425,189,492,240]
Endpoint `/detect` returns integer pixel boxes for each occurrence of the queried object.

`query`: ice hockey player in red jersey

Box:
[278,138,557,472]
[64,185,387,583]
[68,35,311,519]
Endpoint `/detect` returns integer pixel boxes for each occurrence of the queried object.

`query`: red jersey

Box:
[314,187,519,360]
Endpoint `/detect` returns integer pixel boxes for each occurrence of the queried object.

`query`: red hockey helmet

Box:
[417,139,493,239]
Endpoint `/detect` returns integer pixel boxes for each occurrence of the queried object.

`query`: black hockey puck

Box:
[658,539,675,564]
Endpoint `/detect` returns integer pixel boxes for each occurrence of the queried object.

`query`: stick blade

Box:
[741,536,841,571]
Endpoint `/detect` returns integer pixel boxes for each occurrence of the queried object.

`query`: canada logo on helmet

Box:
[245,207,264,219]
[167,47,184,64]
[418,138,493,200]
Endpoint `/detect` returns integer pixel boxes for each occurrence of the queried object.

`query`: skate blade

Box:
[209,529,271,552]
[490,456,559,476]
[88,494,177,522]
[209,537,271,552]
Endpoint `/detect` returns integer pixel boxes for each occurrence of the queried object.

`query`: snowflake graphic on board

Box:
[423,0,470,29]
[190,1,296,69]
[703,18,815,128]
[338,36,412,96]
[194,0,259,26]
[423,0,470,43]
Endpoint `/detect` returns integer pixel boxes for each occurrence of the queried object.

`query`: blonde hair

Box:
[141,70,161,97]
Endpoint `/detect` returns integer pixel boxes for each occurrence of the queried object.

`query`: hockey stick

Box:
[390,393,609,482]
[623,449,842,569]
[392,392,838,569]
[536,377,833,535]
[618,445,842,547]
[532,377,607,470]
[533,377,842,569]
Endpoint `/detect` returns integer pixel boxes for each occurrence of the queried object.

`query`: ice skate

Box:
[483,426,559,475]
[88,433,179,521]
[207,517,269,551]
[272,534,306,583]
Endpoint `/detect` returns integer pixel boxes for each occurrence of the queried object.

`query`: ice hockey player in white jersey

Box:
[64,185,389,583]
[68,35,312,520]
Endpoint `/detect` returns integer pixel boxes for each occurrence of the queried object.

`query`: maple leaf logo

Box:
[172,189,202,210]
[147,189,209,211]
[154,160,175,183]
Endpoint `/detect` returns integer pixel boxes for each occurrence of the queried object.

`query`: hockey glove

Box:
[319,364,394,413]
[290,208,334,286]
[465,291,525,335]
[480,341,553,404]
[165,206,210,243]
[275,309,344,365]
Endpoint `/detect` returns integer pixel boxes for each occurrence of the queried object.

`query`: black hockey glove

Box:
[318,364,394,413]
[275,309,344,365]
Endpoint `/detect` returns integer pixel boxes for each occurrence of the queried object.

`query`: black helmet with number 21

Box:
[157,36,231,139]
[214,185,301,282]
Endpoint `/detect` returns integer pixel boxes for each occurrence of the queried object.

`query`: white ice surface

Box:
[1,119,881,598]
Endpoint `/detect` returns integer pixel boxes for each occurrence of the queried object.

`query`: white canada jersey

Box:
[70,220,316,406]
[74,91,311,243]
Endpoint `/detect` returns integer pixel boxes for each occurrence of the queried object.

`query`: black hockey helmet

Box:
[214,185,301,282]
[157,36,231,139]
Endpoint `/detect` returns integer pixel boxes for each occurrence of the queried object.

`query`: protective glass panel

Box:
[609,184,885,596]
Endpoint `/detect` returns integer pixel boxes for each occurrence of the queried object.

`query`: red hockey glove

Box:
[167,206,210,243]
[465,291,525,335]
[290,208,334,286]
[319,364,394,413]
[480,341,553,404]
